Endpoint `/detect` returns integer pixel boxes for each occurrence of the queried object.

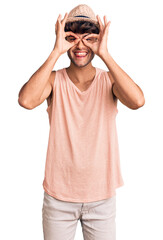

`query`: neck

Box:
[66,63,96,83]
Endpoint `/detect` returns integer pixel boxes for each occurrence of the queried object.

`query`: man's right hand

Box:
[54,13,80,55]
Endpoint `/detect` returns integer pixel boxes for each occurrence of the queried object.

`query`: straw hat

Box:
[65,4,100,30]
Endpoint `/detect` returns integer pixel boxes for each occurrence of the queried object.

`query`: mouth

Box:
[73,51,88,58]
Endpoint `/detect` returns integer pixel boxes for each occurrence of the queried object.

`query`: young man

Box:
[18,4,145,240]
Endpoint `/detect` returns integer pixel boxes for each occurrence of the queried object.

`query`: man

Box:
[18,4,145,240]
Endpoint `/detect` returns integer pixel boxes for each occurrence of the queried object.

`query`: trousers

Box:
[42,191,116,240]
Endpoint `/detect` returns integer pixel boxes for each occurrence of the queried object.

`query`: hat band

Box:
[74,15,90,18]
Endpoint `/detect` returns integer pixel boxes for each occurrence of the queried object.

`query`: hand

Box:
[82,15,111,57]
[53,13,80,55]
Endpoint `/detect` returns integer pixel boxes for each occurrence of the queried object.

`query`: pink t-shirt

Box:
[42,67,124,203]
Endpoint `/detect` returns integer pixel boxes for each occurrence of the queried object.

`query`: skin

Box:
[18,12,145,110]
[56,13,145,109]
[55,13,97,85]
[67,34,95,69]
[66,33,97,85]
[61,13,111,85]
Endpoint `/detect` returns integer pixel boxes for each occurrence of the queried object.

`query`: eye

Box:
[69,37,76,40]
[85,37,98,43]
[65,36,76,42]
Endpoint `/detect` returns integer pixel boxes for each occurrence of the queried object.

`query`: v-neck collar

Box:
[64,67,98,95]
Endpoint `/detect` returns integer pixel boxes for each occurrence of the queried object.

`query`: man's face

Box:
[67,33,95,68]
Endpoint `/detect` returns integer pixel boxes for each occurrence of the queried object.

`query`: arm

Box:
[18,48,60,109]
[18,12,80,110]
[82,15,145,110]
[102,52,145,110]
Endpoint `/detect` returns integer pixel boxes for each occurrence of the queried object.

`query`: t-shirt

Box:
[42,67,124,203]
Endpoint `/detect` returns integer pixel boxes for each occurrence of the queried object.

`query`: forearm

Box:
[100,51,145,107]
[18,48,60,103]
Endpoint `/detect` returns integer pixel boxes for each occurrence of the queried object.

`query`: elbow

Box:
[137,95,145,108]
[18,97,33,110]
[136,87,145,109]
[131,96,145,110]
[131,84,145,109]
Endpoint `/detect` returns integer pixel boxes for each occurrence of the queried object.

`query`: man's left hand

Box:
[82,15,111,58]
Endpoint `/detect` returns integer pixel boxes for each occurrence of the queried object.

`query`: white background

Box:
[0,0,163,239]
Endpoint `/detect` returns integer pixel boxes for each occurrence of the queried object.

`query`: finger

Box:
[107,21,111,29]
[72,38,80,45]
[57,14,60,20]
[55,14,62,33]
[57,14,61,20]
[65,31,79,38]
[55,23,57,33]
[55,20,59,33]
[55,15,61,32]
[104,21,111,35]
[104,16,111,29]
[57,14,62,25]
[97,15,104,31]
[61,12,68,25]
[104,15,107,26]
[55,14,60,26]
[84,33,99,39]
[68,38,80,48]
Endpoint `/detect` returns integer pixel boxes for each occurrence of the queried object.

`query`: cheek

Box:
[67,50,72,59]
[68,49,73,55]
[90,51,95,58]
[83,40,89,46]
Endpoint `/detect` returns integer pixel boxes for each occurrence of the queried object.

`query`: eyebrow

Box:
[69,33,90,38]
[83,33,90,37]
[75,33,90,37]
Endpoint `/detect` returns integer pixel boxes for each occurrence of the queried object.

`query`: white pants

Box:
[42,191,116,240]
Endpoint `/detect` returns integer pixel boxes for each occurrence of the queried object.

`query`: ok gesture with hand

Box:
[54,13,80,55]
[82,15,111,58]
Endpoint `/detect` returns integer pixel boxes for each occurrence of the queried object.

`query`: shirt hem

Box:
[43,182,124,203]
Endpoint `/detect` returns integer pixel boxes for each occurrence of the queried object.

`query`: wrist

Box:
[99,50,110,60]
[51,47,61,58]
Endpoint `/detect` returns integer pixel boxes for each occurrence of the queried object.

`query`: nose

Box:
[76,38,86,47]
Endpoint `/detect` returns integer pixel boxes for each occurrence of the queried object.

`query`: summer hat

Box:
[65,4,100,30]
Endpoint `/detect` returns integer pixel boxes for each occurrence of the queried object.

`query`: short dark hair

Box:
[64,21,99,34]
